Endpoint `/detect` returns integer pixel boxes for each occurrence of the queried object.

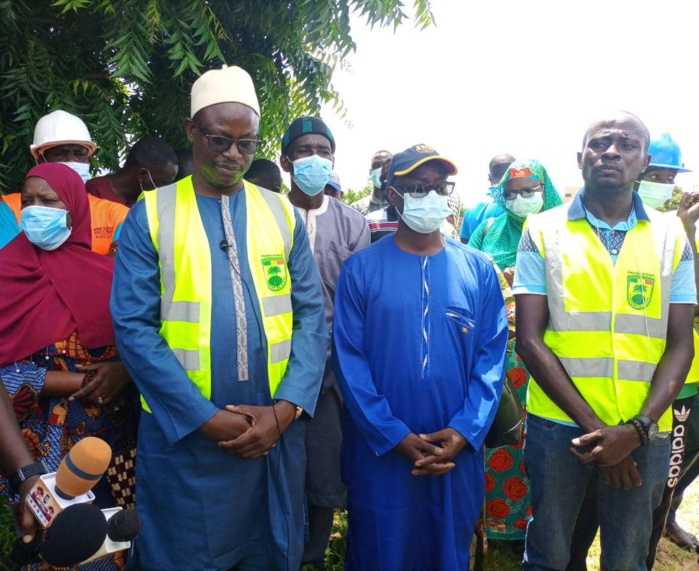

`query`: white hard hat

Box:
[30,110,97,159]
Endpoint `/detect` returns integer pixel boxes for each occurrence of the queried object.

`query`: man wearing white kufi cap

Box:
[111,65,327,570]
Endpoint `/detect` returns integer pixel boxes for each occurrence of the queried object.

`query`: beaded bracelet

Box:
[80,370,96,388]
[626,418,648,445]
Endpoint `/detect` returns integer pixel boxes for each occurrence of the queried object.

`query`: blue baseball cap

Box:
[387,144,457,185]
[326,174,341,192]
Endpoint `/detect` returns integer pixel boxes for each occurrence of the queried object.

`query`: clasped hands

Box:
[395,428,467,476]
[201,401,297,460]
[570,424,644,490]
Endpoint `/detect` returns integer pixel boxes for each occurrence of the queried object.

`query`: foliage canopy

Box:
[0,0,432,193]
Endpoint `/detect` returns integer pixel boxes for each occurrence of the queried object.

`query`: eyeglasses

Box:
[194,122,262,155]
[503,184,542,200]
[392,181,455,198]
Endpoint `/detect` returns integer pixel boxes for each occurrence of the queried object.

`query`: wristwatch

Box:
[630,414,660,444]
[274,400,303,421]
[10,459,48,493]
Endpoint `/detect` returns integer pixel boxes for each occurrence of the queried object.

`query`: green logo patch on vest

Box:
[627,272,655,310]
[262,255,288,291]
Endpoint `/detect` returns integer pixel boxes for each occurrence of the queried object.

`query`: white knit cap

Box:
[190,65,260,117]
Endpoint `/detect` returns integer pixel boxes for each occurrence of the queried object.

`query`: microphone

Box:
[220,239,230,250]
[25,437,112,527]
[38,503,108,567]
[108,509,142,542]
[81,507,142,563]
[12,505,139,567]
[55,437,112,499]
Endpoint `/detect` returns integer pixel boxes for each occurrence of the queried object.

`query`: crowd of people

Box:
[0,62,698,571]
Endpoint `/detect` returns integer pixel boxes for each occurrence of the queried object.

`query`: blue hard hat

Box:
[648,133,691,172]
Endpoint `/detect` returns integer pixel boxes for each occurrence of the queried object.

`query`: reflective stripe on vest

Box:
[142,177,296,412]
[526,205,685,431]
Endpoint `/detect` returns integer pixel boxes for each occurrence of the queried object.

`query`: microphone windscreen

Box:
[39,503,107,566]
[55,437,112,499]
[107,509,142,542]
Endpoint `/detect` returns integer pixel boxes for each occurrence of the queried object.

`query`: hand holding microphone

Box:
[25,436,112,528]
[12,505,142,567]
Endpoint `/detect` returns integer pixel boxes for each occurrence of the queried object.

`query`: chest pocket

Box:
[446,306,476,335]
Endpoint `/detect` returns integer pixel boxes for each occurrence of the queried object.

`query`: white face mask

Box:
[62,162,91,183]
[636,180,674,209]
[505,193,544,218]
[398,191,453,234]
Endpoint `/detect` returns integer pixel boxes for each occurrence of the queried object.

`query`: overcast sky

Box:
[308,0,699,201]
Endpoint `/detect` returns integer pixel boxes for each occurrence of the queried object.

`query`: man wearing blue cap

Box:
[280,116,370,565]
[333,143,508,570]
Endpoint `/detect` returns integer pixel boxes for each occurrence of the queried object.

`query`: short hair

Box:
[124,137,177,170]
[582,111,650,152]
[489,154,516,181]
[245,158,282,192]
[175,148,194,180]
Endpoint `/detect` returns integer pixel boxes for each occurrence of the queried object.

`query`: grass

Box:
[0,496,16,571]
[313,479,699,570]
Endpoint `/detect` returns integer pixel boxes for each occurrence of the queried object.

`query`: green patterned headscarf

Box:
[470,159,562,269]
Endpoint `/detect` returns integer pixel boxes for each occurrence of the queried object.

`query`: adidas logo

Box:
[673,405,691,423]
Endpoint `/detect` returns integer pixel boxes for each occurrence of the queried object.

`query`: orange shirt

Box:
[3,193,128,255]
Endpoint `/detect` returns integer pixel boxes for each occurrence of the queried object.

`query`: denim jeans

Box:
[523,414,670,571]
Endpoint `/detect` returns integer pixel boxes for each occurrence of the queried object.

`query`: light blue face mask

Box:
[20,205,72,250]
[370,167,383,189]
[636,180,675,209]
[291,155,333,196]
[398,190,453,234]
[62,161,91,183]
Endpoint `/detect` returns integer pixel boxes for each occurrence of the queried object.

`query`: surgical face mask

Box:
[636,180,675,209]
[505,193,544,218]
[291,155,333,196]
[20,205,72,250]
[370,167,383,189]
[397,190,452,234]
[62,161,91,183]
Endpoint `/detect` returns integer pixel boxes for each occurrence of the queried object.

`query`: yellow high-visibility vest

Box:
[526,204,687,431]
[141,177,296,412]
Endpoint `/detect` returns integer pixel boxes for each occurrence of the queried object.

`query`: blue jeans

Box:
[523,414,670,571]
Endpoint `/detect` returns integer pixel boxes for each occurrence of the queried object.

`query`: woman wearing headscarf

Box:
[468,159,563,550]
[0,163,138,570]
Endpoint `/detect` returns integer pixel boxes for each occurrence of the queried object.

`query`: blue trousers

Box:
[523,414,670,571]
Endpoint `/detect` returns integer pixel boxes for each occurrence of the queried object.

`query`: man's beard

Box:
[201,167,239,189]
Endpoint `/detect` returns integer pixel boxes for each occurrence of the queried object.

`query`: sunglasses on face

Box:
[194,122,262,155]
[392,181,455,198]
[503,184,542,200]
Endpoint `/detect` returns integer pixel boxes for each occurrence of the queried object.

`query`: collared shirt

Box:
[514,190,695,303]
[351,193,389,216]
[366,204,399,243]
